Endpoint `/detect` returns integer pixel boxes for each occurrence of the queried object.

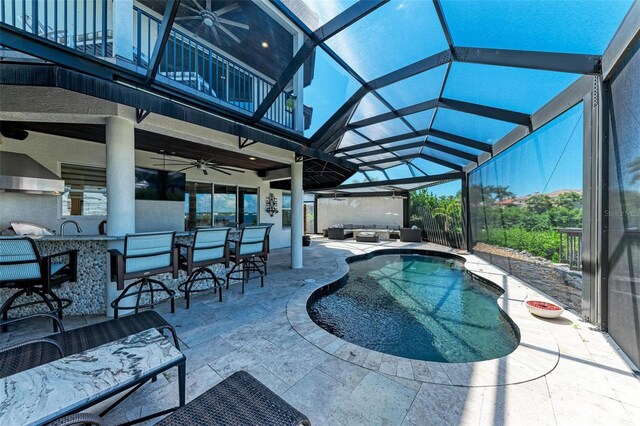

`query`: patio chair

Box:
[258,222,275,273]
[0,310,180,379]
[226,226,269,294]
[109,232,178,319]
[50,371,310,426]
[177,227,230,308]
[0,237,77,332]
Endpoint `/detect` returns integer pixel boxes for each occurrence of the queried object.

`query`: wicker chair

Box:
[0,237,77,332]
[109,232,178,319]
[177,227,230,308]
[226,226,269,294]
[0,311,179,380]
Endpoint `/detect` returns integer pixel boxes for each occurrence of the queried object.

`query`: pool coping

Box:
[286,243,562,387]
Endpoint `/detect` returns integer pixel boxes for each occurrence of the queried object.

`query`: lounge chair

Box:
[48,371,310,426]
[0,311,179,379]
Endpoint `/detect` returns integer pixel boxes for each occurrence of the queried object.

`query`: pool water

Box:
[308,254,519,363]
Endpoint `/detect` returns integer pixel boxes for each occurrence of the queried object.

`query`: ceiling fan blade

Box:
[214,3,239,16]
[191,0,205,12]
[217,18,249,30]
[209,167,231,176]
[206,0,211,11]
[182,4,201,14]
[217,24,241,43]
[175,16,199,21]
[176,166,193,173]
[209,25,222,45]
[213,166,245,173]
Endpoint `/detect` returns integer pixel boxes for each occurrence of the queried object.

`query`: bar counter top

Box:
[30,231,196,241]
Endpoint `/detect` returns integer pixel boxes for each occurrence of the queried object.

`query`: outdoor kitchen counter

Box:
[0,233,230,316]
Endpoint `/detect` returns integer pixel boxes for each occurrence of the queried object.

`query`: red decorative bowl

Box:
[525,300,564,319]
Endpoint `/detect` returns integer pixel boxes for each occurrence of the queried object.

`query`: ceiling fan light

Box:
[203,16,215,26]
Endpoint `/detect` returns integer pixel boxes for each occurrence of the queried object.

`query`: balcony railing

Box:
[557,227,582,270]
[1,0,112,57]
[0,1,295,129]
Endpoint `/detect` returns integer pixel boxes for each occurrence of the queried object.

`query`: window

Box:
[239,187,259,226]
[61,164,107,216]
[213,185,237,227]
[184,182,212,230]
[282,192,291,227]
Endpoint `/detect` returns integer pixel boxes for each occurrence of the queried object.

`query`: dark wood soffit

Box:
[1,121,285,171]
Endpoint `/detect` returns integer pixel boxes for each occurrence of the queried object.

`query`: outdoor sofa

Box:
[400,227,423,242]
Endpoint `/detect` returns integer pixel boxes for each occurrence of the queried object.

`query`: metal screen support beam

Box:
[419,154,463,171]
[461,173,471,251]
[310,50,452,147]
[452,47,601,75]
[348,99,439,129]
[252,1,387,123]
[438,98,531,127]
[601,0,640,80]
[359,154,419,167]
[424,141,478,162]
[332,171,463,190]
[145,0,181,84]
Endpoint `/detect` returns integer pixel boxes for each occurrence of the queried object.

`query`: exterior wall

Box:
[606,39,640,369]
[0,130,292,248]
[316,196,404,231]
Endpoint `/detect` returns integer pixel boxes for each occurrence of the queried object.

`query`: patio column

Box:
[290,161,303,269]
[105,115,135,317]
[106,116,135,236]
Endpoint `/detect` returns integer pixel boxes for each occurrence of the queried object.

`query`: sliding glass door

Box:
[239,187,259,226]
[184,182,213,230]
[214,185,237,227]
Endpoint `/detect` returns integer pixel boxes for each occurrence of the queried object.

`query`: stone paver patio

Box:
[4,237,640,425]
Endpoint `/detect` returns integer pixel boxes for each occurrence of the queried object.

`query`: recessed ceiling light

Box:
[249,157,256,160]
[261,41,269,48]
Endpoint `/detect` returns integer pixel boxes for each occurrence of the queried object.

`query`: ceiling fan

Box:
[151,151,245,176]
[176,1,249,45]
[381,190,407,200]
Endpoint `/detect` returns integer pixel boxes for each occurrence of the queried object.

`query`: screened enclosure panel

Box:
[440,0,634,54]
[409,158,455,175]
[336,131,370,150]
[376,65,448,110]
[325,0,448,81]
[403,110,436,131]
[606,39,640,369]
[384,164,421,179]
[350,93,393,123]
[444,63,581,114]
[355,117,413,140]
[432,109,517,144]
[280,0,357,31]
[468,103,584,312]
[298,47,363,137]
[421,148,468,166]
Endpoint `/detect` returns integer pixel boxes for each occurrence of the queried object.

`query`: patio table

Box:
[0,328,185,426]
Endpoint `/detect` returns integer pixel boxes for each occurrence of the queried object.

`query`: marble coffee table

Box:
[0,328,186,426]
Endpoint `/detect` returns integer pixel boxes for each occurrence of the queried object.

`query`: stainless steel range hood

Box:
[0,152,65,194]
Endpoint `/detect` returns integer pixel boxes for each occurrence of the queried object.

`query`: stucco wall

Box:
[316,196,404,231]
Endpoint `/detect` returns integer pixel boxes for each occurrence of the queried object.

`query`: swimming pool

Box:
[307,251,519,363]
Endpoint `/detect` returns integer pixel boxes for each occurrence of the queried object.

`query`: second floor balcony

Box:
[0,0,303,131]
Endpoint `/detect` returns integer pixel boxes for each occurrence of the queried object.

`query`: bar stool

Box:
[258,223,274,275]
[226,226,269,294]
[177,227,230,308]
[0,237,77,332]
[109,231,178,319]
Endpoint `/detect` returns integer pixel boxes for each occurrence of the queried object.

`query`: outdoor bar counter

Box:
[7,233,227,316]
